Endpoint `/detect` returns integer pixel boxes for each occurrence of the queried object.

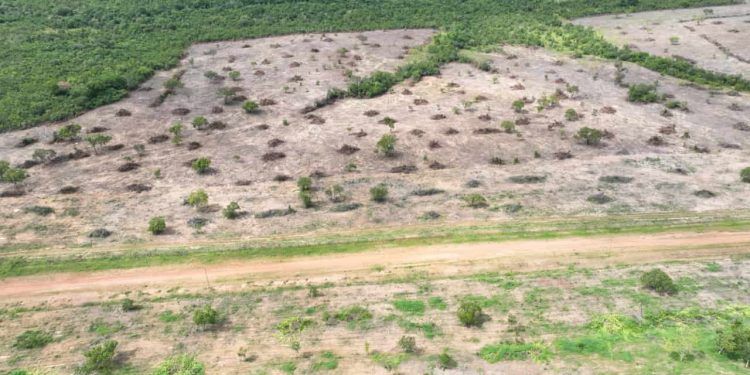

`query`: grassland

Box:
[1,0,747,131]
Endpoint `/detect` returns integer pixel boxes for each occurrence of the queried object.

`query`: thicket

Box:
[0,0,744,132]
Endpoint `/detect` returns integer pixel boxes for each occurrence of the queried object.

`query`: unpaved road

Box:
[2,230,750,304]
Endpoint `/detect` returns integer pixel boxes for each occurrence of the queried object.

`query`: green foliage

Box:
[299,190,314,208]
[326,306,373,329]
[148,216,166,235]
[276,316,314,336]
[85,134,112,152]
[121,298,139,312]
[192,305,219,326]
[428,296,447,310]
[464,194,488,208]
[152,354,205,375]
[641,269,678,295]
[32,149,56,163]
[512,100,525,113]
[13,330,53,350]
[740,167,750,183]
[223,202,240,219]
[228,71,241,81]
[169,122,184,145]
[2,167,28,185]
[501,120,515,133]
[393,299,426,315]
[186,189,208,208]
[80,340,118,374]
[242,100,260,114]
[191,116,207,130]
[457,300,483,327]
[53,124,81,142]
[628,84,663,103]
[311,351,339,371]
[0,160,9,176]
[478,341,550,363]
[376,134,397,157]
[23,206,54,216]
[371,352,408,371]
[716,321,750,366]
[398,336,417,353]
[370,183,389,202]
[1,0,746,133]
[564,108,579,121]
[575,127,603,146]
[297,177,313,192]
[191,157,211,174]
[437,350,458,369]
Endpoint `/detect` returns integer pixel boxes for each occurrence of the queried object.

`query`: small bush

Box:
[191,158,211,174]
[242,100,260,113]
[187,189,209,208]
[393,299,426,315]
[508,175,546,184]
[464,194,488,208]
[297,177,312,191]
[80,340,118,374]
[193,305,219,327]
[24,205,54,216]
[53,123,81,142]
[716,321,750,366]
[564,108,579,121]
[640,269,677,295]
[740,167,750,183]
[121,298,140,312]
[398,336,417,353]
[479,341,549,363]
[575,127,603,146]
[32,148,56,163]
[370,183,388,202]
[2,167,28,185]
[85,134,112,153]
[501,120,515,133]
[628,84,662,103]
[88,228,112,238]
[457,300,483,327]
[376,134,397,157]
[13,330,53,349]
[299,190,314,208]
[437,350,458,369]
[223,202,240,219]
[152,354,205,375]
[512,100,525,113]
[148,217,166,235]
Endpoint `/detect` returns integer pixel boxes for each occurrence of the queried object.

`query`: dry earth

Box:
[1,26,750,251]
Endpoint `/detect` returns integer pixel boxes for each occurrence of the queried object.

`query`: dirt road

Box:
[2,230,749,304]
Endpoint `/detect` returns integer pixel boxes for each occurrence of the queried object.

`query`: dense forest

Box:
[0,0,745,132]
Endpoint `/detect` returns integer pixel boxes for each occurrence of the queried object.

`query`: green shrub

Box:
[640,269,678,295]
[53,123,81,142]
[187,189,209,208]
[0,160,9,176]
[437,350,458,369]
[223,202,240,219]
[191,116,207,130]
[152,354,205,375]
[299,190,314,208]
[148,217,167,235]
[276,316,314,336]
[297,177,312,191]
[479,341,550,363]
[163,77,184,90]
[564,108,579,121]
[169,122,184,144]
[716,321,750,366]
[370,183,389,202]
[242,100,260,114]
[80,340,118,374]
[2,167,28,185]
[740,167,750,183]
[457,300,483,327]
[464,194,488,208]
[512,100,525,113]
[13,330,53,349]
[398,336,417,353]
[191,157,211,174]
[326,306,372,329]
[575,127,603,146]
[325,184,345,202]
[228,71,241,81]
[376,134,396,157]
[628,83,662,103]
[193,305,219,327]
[501,120,515,133]
[32,148,56,163]
[311,351,339,371]
[23,205,54,216]
[85,134,112,153]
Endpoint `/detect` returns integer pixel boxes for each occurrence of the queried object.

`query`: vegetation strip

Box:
[1,212,749,278]
[1,0,747,131]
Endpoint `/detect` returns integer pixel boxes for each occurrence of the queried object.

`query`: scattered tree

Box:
[187,189,209,208]
[192,116,208,130]
[148,217,166,235]
[641,268,677,295]
[717,321,750,367]
[193,305,219,327]
[242,100,260,114]
[2,167,28,186]
[512,100,525,113]
[370,183,388,202]
[564,108,579,121]
[457,300,484,327]
[376,134,397,157]
[53,123,81,142]
[85,134,112,153]
[223,202,240,219]
[628,83,662,103]
[574,127,603,146]
[192,157,211,174]
[80,340,118,374]
[169,122,184,145]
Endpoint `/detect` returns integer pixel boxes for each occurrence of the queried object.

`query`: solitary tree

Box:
[575,127,603,146]
[85,134,112,153]
[243,100,260,114]
[169,122,184,145]
[376,134,397,157]
[187,189,209,208]
[192,157,211,174]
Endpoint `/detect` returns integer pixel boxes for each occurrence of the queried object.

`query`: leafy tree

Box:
[223,202,240,219]
[193,305,219,327]
[575,127,603,146]
[152,354,205,375]
[13,330,53,349]
[457,300,483,327]
[53,123,81,142]
[169,122,184,145]
[242,100,260,114]
[148,217,166,235]
[187,189,209,208]
[640,268,677,295]
[370,183,388,202]
[80,340,118,374]
[717,321,750,367]
[740,167,750,183]
[85,134,112,153]
[628,83,662,103]
[191,116,208,130]
[564,108,579,121]
[191,158,211,174]
[376,134,397,157]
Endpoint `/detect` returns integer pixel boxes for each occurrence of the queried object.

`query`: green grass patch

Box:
[428,296,447,310]
[393,299,426,315]
[478,341,551,363]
